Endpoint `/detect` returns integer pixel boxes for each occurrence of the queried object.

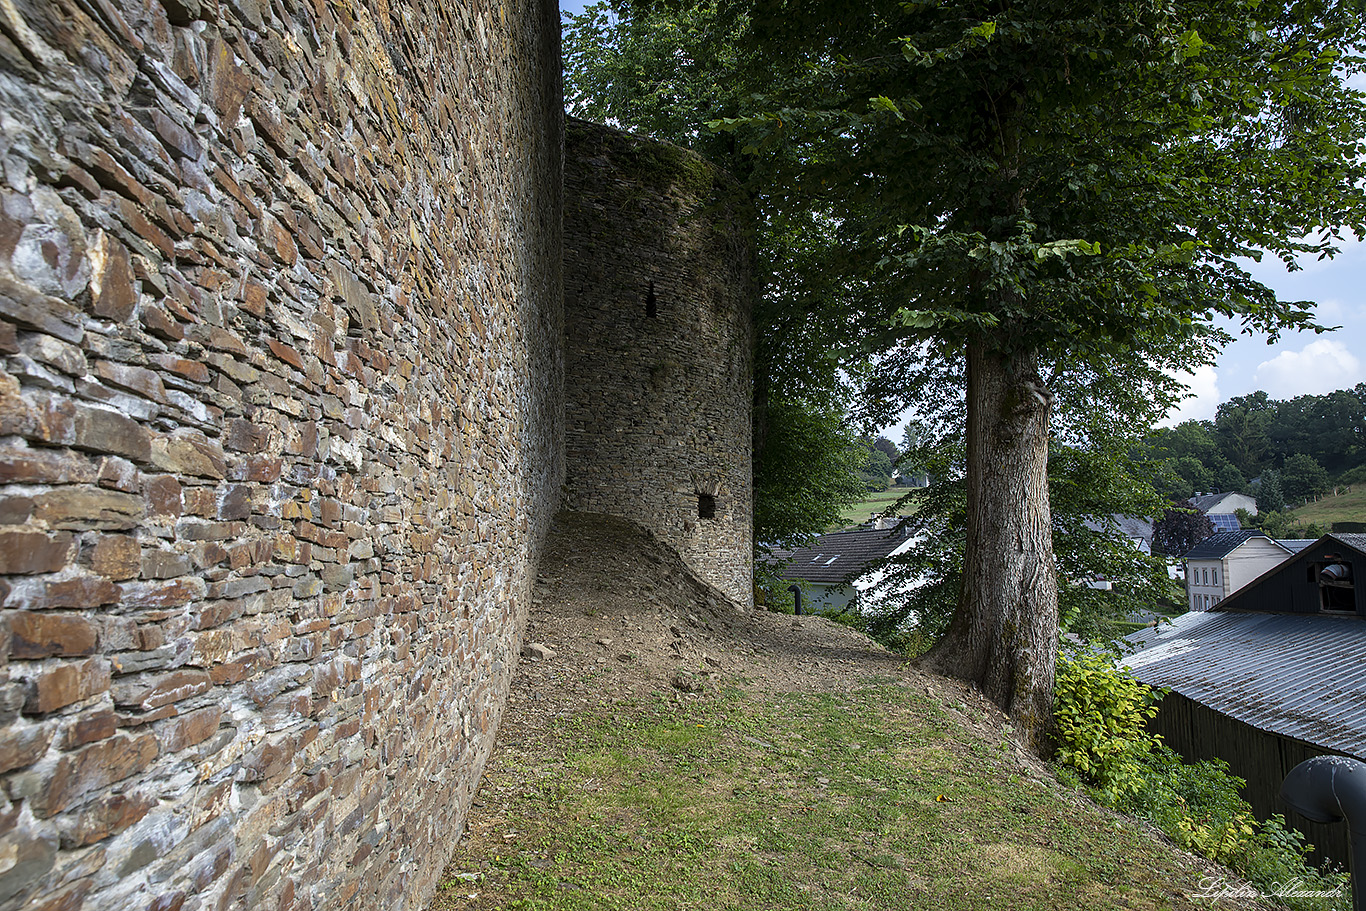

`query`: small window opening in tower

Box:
[1316,558,1355,613]
[645,281,657,318]
[697,493,716,519]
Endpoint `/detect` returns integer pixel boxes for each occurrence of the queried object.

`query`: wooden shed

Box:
[1125,534,1366,870]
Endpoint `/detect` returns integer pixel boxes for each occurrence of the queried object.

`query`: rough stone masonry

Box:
[0,0,757,908]
[0,0,565,907]
[562,118,754,605]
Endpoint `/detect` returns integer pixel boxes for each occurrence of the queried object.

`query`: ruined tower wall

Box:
[0,0,562,908]
[562,119,754,606]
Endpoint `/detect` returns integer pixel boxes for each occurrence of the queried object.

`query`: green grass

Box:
[434,685,1255,911]
[836,487,916,529]
[1287,485,1366,529]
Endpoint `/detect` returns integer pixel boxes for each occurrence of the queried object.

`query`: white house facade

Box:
[1182,530,1293,611]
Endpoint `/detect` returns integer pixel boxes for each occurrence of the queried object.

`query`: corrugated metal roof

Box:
[1123,611,1366,759]
[773,526,913,584]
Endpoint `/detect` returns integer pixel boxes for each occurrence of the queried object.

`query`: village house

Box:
[1190,491,1259,533]
[768,520,916,614]
[1181,529,1294,610]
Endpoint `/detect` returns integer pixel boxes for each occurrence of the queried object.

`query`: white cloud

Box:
[1315,297,1349,322]
[1253,339,1363,399]
[1159,365,1220,427]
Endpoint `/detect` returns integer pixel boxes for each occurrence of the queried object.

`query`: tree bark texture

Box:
[921,339,1059,755]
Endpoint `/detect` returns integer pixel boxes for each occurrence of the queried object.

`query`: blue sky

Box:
[557,1,1366,423]
[1168,240,1366,423]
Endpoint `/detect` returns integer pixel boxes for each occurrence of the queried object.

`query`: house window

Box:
[697,493,716,520]
[1314,559,1355,613]
[1212,569,1219,585]
[1203,568,1209,586]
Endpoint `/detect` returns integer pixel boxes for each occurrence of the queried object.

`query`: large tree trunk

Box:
[920,338,1059,755]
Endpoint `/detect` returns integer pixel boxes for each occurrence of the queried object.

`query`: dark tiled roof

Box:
[1182,529,1285,560]
[775,526,912,585]
[1333,533,1366,553]
[1084,515,1153,541]
[1278,539,1316,554]
[1113,515,1154,540]
[1124,611,1366,759]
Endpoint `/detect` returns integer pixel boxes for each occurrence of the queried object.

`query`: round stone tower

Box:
[561,118,755,606]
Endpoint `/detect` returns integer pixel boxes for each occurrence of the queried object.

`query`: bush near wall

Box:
[1054,652,1349,911]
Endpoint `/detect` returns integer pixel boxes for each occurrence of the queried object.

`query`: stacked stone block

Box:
[562,119,755,606]
[0,0,562,908]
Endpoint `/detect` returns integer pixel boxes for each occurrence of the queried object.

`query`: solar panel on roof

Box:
[1209,513,1241,533]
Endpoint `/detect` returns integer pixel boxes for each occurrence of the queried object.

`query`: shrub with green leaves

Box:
[1053,650,1164,804]
[1053,651,1349,911]
[1134,747,1259,862]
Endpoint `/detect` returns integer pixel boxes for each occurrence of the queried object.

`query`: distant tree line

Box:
[1145,384,1366,508]
[854,434,927,492]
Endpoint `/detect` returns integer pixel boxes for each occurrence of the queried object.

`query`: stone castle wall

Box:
[0,0,562,908]
[562,119,754,605]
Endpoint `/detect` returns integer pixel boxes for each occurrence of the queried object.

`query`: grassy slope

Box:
[434,683,1255,911]
[836,487,916,528]
[1287,485,1366,528]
